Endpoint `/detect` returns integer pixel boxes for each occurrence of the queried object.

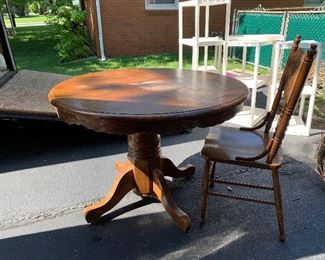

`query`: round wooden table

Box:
[48,68,248,232]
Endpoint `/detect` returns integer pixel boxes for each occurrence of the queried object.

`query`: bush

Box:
[49,0,73,14]
[309,63,325,129]
[46,5,93,62]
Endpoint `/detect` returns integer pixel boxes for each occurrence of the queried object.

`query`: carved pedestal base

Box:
[84,133,195,232]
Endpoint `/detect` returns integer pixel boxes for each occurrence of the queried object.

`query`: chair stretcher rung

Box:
[212,179,274,190]
[208,191,275,205]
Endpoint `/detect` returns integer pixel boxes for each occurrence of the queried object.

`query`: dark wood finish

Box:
[48,68,248,135]
[264,35,302,134]
[200,37,317,241]
[49,68,248,231]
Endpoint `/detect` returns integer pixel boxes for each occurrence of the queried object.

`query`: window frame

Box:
[145,0,179,10]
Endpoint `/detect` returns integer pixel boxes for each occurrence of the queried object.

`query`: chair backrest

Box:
[265,36,302,133]
[265,37,317,163]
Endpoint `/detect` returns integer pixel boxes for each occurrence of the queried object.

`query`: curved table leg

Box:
[115,160,133,172]
[84,133,193,232]
[153,169,191,232]
[161,157,195,178]
[84,169,135,223]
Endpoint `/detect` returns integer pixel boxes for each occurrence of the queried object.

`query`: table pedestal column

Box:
[84,133,195,232]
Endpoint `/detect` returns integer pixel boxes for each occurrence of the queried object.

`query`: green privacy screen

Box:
[234,11,325,67]
[285,12,325,61]
[234,12,285,67]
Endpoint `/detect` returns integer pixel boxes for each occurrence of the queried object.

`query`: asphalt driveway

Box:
[0,119,324,259]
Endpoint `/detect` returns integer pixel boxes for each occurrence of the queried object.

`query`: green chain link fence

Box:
[285,11,325,60]
[233,9,325,67]
[234,11,285,67]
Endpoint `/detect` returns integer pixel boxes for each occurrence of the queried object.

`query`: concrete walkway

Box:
[0,118,324,259]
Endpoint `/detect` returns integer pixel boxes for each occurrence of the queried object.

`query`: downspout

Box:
[95,0,106,61]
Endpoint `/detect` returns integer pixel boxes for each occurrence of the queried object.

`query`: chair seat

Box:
[201,126,283,168]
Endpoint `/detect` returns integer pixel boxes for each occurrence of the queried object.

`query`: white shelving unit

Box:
[178,3,289,128]
[224,34,285,127]
[178,0,231,72]
[269,40,323,136]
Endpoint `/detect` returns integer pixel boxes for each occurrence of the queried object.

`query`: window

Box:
[145,0,179,10]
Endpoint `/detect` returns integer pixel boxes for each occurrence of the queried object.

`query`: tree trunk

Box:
[5,0,16,27]
[39,4,47,15]
[15,5,26,17]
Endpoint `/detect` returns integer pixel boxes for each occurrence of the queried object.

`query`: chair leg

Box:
[209,162,216,188]
[200,159,212,224]
[272,168,285,241]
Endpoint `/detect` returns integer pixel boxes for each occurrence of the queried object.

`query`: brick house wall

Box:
[84,0,304,58]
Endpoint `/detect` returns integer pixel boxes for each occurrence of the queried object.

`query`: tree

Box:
[29,0,52,15]
[12,0,28,17]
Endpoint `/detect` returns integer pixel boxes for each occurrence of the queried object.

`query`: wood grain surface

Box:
[49,68,248,134]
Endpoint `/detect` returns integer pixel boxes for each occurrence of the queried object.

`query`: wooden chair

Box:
[199,36,317,241]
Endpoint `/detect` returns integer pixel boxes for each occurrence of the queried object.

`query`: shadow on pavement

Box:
[0,119,208,174]
[1,152,325,259]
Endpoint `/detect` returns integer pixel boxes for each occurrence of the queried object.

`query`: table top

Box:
[48,68,248,134]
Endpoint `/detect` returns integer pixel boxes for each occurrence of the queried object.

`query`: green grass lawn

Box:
[9,25,263,76]
[9,26,187,75]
